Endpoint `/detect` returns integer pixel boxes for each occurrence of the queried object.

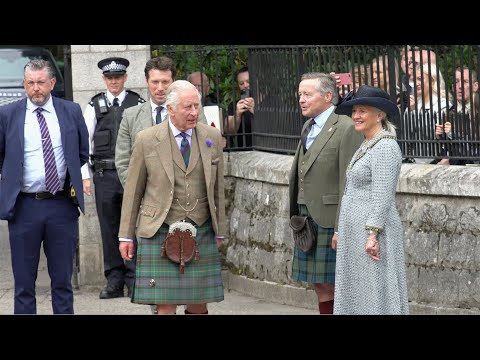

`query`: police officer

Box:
[81,57,145,299]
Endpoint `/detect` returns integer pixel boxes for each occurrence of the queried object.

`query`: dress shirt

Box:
[23,97,66,192]
[150,100,167,125]
[305,105,334,151]
[169,119,193,150]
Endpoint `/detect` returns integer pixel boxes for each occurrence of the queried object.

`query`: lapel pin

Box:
[328,127,332,132]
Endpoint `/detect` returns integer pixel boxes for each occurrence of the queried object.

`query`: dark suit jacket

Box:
[0,97,89,220]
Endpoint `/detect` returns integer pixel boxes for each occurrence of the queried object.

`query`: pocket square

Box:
[211,157,220,165]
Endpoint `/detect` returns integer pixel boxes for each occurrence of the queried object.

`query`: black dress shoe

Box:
[99,285,124,299]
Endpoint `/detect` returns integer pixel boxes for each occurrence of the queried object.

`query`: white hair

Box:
[165,80,201,110]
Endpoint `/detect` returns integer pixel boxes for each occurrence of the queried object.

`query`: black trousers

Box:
[93,169,135,289]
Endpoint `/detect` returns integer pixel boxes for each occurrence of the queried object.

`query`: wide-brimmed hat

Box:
[335,85,399,117]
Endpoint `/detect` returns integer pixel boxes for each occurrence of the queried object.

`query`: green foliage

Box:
[151,45,248,111]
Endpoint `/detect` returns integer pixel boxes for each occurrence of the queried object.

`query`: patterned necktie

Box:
[35,108,61,194]
[301,118,316,153]
[113,97,119,107]
[179,132,191,167]
[156,105,163,124]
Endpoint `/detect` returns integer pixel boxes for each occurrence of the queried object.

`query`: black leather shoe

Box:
[99,285,124,299]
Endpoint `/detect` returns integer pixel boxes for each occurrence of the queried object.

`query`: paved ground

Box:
[0,221,317,315]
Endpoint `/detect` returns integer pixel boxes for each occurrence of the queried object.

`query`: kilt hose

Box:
[291,204,336,284]
[132,219,224,305]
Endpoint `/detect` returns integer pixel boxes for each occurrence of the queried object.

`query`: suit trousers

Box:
[8,194,79,314]
[93,169,135,289]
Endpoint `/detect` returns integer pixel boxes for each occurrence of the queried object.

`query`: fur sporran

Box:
[289,215,317,252]
[161,221,200,273]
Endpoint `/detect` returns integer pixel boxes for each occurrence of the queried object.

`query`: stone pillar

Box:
[71,45,150,286]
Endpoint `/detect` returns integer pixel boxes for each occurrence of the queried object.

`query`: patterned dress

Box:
[334,131,409,314]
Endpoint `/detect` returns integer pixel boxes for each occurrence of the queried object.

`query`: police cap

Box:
[97,57,130,75]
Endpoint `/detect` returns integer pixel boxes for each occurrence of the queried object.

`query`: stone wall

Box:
[223,152,480,314]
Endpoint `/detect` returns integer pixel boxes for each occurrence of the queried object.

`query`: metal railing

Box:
[155,45,480,161]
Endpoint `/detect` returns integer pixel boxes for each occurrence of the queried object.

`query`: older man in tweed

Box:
[289,73,363,314]
[118,80,226,315]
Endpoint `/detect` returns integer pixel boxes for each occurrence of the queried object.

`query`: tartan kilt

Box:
[291,204,336,284]
[131,219,224,305]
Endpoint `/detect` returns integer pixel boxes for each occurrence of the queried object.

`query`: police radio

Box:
[97,94,109,114]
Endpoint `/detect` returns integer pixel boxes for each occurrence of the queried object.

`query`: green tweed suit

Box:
[289,110,363,231]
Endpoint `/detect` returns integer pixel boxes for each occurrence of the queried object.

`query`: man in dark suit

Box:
[289,72,363,314]
[0,59,88,314]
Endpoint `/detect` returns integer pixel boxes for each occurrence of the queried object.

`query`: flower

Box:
[206,139,213,147]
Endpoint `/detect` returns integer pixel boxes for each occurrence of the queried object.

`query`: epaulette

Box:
[89,92,105,107]
[91,92,105,100]
[127,89,146,103]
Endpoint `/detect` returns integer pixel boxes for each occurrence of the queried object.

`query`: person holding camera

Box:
[225,66,254,148]
[81,57,146,299]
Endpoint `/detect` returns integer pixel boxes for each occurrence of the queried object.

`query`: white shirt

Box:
[150,99,167,125]
[168,119,192,150]
[81,89,127,179]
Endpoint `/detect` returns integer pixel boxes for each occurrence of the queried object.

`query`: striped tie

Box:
[36,108,61,194]
[179,132,190,167]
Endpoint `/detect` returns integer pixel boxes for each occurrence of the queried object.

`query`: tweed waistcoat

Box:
[296,147,312,205]
[164,128,209,226]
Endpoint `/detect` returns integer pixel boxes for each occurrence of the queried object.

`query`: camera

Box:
[240,89,250,99]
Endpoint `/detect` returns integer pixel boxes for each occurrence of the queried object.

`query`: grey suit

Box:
[115,102,154,186]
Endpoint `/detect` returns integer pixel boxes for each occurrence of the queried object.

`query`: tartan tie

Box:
[35,108,61,194]
[156,105,163,124]
[179,132,190,167]
[301,118,316,153]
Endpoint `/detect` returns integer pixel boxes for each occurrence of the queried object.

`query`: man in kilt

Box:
[118,80,226,315]
[289,73,363,314]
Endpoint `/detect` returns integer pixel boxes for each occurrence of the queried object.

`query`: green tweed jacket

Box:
[289,110,363,230]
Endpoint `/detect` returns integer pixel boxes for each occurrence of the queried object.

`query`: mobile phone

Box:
[240,89,250,99]
[337,73,352,86]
